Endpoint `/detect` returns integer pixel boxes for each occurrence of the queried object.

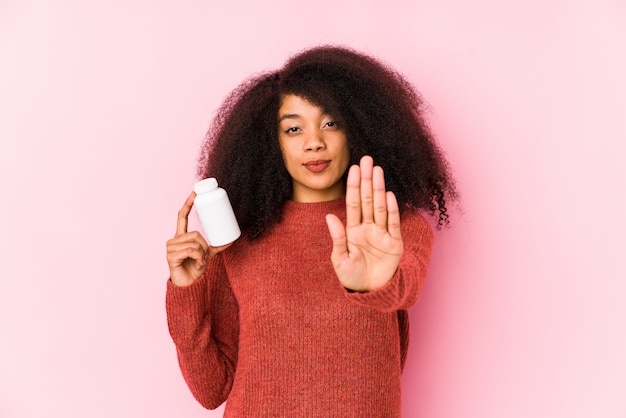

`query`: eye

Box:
[285,126,301,134]
[324,121,339,129]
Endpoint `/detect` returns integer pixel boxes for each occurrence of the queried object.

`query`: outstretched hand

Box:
[325,156,403,292]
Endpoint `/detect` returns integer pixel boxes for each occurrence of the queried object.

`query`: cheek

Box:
[338,137,350,164]
[278,140,298,172]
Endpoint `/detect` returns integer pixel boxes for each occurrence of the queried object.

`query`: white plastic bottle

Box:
[193,178,241,246]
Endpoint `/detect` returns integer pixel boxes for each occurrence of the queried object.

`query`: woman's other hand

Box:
[325,156,403,292]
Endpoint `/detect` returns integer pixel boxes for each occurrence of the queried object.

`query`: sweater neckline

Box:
[281,196,346,223]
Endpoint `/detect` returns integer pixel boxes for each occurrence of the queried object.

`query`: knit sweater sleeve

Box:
[345,210,434,312]
[165,253,239,410]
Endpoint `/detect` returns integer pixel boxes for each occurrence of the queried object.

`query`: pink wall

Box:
[1,1,624,417]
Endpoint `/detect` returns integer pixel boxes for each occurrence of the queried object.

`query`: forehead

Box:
[278,94,327,117]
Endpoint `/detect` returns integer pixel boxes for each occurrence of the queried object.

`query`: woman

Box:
[165,45,456,416]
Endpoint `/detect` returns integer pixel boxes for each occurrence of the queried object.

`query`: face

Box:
[278,95,350,202]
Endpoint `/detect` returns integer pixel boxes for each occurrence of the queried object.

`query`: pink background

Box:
[1,1,625,417]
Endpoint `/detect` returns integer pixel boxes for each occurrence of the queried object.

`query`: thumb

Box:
[325,214,348,264]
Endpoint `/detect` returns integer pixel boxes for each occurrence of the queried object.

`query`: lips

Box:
[303,160,331,173]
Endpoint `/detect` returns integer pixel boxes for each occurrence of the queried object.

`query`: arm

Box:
[326,156,434,312]
[165,192,239,409]
[344,210,433,312]
[166,256,239,409]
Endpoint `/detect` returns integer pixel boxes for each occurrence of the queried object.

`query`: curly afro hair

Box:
[197,45,457,239]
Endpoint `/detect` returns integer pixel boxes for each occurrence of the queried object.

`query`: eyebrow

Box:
[278,114,300,122]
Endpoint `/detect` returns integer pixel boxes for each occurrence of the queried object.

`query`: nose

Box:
[304,129,326,151]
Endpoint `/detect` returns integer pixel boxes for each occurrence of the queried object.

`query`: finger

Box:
[344,164,362,229]
[168,230,209,246]
[325,214,349,266]
[386,191,402,240]
[176,191,196,236]
[359,156,374,224]
[372,165,388,229]
[166,239,206,257]
[167,245,206,270]
[167,231,210,255]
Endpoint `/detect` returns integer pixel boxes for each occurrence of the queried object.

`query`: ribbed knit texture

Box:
[166,197,434,417]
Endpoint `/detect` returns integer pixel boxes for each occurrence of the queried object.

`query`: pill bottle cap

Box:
[193,178,218,194]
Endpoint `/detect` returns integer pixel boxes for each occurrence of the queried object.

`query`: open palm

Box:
[326,156,403,292]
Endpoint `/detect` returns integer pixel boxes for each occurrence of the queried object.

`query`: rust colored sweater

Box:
[166,197,434,417]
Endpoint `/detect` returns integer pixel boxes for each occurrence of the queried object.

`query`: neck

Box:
[291,184,345,203]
